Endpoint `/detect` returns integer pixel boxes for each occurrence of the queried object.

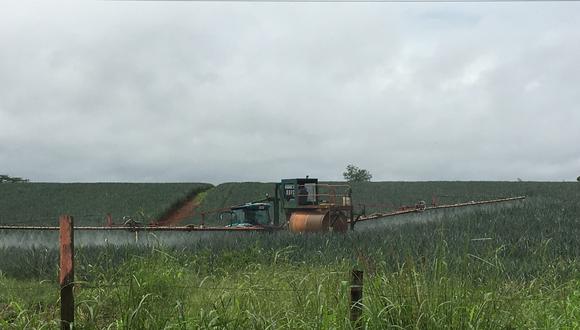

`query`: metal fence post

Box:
[59,215,74,330]
[350,269,364,328]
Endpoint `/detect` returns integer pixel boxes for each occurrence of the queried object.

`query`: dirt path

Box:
[153,196,202,226]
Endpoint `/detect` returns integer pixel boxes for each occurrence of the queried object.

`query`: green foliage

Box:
[0,183,212,225]
[193,180,551,225]
[343,165,372,183]
[0,179,548,227]
[0,174,29,183]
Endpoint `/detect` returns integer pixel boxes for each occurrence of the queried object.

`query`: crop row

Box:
[0,183,212,225]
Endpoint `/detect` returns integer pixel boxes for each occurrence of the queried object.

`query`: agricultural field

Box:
[190,181,549,225]
[0,183,212,226]
[0,181,579,328]
[0,180,546,226]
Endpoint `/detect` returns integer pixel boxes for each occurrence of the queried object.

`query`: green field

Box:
[0,183,212,226]
[0,181,543,226]
[0,181,579,328]
[190,181,546,225]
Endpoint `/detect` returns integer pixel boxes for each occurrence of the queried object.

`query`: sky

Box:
[0,1,579,183]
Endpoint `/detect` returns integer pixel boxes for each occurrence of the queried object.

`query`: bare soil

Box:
[153,197,201,226]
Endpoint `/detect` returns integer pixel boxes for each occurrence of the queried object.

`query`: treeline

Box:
[0,175,29,183]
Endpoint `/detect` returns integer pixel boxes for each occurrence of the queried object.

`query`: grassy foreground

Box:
[0,182,579,328]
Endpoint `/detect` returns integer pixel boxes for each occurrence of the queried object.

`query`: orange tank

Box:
[288,211,329,233]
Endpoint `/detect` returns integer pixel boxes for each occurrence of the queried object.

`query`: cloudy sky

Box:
[0,1,579,183]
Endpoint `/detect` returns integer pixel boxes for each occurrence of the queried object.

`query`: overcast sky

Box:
[0,1,579,183]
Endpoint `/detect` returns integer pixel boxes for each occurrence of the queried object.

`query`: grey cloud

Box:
[1,2,579,183]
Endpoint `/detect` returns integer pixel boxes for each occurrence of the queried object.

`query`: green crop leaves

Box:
[0,183,212,226]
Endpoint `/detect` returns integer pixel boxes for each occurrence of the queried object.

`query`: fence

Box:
[50,215,365,329]
[2,207,553,329]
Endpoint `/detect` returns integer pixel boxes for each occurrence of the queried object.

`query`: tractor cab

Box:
[280,178,319,207]
[222,202,272,227]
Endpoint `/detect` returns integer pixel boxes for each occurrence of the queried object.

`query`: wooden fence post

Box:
[350,269,364,328]
[59,215,74,330]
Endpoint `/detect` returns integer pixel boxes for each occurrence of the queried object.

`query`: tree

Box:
[343,165,372,183]
[0,174,29,183]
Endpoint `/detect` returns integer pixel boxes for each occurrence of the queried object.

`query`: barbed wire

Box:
[364,291,573,302]
[1,282,574,302]
[0,283,309,293]
[77,284,310,292]
[0,214,114,225]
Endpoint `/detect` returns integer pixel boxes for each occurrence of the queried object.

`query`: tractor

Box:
[221,178,353,233]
